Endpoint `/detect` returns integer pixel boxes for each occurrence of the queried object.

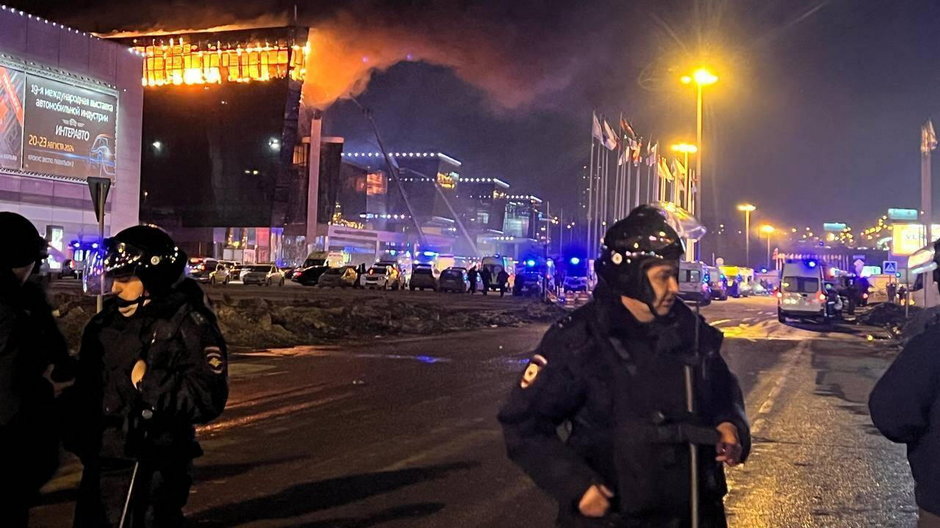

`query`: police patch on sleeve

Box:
[520,354,548,389]
[205,347,225,374]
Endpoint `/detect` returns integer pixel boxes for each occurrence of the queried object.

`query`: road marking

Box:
[750,341,808,436]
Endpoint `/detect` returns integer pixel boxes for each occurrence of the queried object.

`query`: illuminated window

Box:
[137,37,309,87]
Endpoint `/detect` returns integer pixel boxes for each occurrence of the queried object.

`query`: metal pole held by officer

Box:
[499,204,751,527]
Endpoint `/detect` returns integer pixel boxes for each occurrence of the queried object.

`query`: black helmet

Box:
[595,205,684,305]
[103,225,186,296]
[0,211,47,269]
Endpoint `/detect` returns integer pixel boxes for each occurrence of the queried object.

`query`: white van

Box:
[678,261,711,305]
[777,260,828,322]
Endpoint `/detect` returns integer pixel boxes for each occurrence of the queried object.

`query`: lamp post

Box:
[681,68,717,261]
[760,225,775,270]
[737,203,756,267]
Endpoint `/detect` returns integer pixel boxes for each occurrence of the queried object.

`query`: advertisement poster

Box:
[22,74,117,179]
[0,65,25,171]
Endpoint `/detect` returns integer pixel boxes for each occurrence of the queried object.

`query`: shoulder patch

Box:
[205,346,225,374]
[520,353,548,389]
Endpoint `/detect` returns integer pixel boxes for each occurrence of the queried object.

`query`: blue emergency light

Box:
[570,257,581,265]
[526,259,536,267]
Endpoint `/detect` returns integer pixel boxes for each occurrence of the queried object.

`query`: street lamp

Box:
[737,203,756,267]
[681,67,717,260]
[760,225,775,270]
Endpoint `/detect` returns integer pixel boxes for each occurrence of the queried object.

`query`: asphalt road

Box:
[32,296,915,527]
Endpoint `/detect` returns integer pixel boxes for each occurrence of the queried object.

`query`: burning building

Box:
[112,27,321,263]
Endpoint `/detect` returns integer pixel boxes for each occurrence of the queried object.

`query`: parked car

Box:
[318,266,358,288]
[439,267,470,293]
[208,262,236,285]
[293,265,330,286]
[778,259,828,323]
[241,264,285,286]
[563,275,589,293]
[409,266,440,291]
[705,265,728,301]
[189,257,222,283]
[361,265,403,290]
[678,261,711,306]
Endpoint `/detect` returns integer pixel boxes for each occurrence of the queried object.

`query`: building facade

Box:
[0,5,143,264]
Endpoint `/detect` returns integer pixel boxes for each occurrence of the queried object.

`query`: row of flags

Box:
[591,111,698,188]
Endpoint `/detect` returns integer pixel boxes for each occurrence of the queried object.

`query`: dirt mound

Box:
[50,291,569,351]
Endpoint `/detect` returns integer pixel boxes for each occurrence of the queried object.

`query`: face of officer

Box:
[646,261,679,316]
[112,276,149,317]
[11,263,34,285]
[621,261,679,322]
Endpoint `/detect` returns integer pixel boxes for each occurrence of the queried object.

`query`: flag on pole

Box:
[673,158,687,186]
[620,116,637,140]
[602,119,618,150]
[630,139,643,167]
[618,143,630,166]
[646,142,658,166]
[923,119,938,154]
[592,112,604,143]
[658,157,674,181]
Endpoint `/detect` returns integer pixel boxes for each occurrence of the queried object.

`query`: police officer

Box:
[870,238,940,528]
[498,205,750,527]
[69,225,228,527]
[0,212,74,526]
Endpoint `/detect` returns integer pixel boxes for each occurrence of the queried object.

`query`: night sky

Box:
[13,0,940,237]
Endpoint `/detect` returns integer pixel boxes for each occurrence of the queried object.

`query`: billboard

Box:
[22,74,118,179]
[0,65,25,170]
[892,223,940,256]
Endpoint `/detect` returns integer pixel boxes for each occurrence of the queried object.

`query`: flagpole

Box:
[922,120,934,308]
[587,118,595,263]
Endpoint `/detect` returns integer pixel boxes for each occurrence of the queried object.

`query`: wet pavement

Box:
[32,297,916,527]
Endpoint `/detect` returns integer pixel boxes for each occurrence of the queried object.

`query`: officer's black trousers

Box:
[0,418,60,528]
[74,455,193,528]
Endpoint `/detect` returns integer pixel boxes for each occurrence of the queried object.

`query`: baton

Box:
[118,461,140,528]
[687,301,702,528]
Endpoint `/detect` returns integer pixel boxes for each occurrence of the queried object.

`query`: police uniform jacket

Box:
[498,286,750,527]
[0,277,73,489]
[870,320,940,515]
[67,278,228,461]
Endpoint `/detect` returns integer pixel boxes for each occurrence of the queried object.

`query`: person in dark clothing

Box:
[68,225,228,528]
[499,205,750,528]
[870,238,940,527]
[468,266,478,294]
[497,269,510,298]
[0,212,75,527]
[480,267,492,296]
[887,281,898,304]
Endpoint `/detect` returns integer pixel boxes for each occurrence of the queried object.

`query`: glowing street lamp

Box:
[737,203,757,267]
[760,225,776,269]
[681,68,718,261]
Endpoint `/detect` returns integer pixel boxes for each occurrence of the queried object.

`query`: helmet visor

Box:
[650,202,707,242]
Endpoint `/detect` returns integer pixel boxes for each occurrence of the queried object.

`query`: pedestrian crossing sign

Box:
[883,261,898,274]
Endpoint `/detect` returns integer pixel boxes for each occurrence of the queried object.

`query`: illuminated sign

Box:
[0,65,25,171]
[892,223,940,256]
[22,75,118,180]
[823,222,847,232]
[888,208,918,221]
